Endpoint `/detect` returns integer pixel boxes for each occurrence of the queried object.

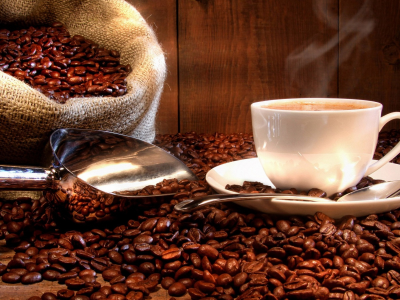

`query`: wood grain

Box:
[125,0,400,134]
[128,0,179,134]
[338,0,400,129]
[178,0,339,134]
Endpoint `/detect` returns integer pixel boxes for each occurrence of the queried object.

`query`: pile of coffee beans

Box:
[0,22,130,103]
[374,129,400,164]
[0,130,399,300]
[3,190,400,300]
[154,132,257,180]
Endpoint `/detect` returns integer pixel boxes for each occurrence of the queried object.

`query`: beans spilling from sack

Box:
[0,22,131,103]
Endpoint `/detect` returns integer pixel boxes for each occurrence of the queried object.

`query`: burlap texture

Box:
[0,0,166,165]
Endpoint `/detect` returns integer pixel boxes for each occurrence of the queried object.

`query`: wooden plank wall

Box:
[130,0,400,135]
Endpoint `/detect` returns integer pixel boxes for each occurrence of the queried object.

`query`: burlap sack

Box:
[0,0,166,165]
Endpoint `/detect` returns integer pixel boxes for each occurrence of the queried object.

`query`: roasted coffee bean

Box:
[195,280,216,294]
[41,292,57,300]
[148,273,161,283]
[162,248,182,260]
[102,269,121,281]
[178,277,194,288]
[138,262,155,275]
[2,272,21,283]
[233,272,248,288]
[108,250,123,264]
[58,271,78,283]
[9,268,28,276]
[188,288,206,299]
[111,283,128,295]
[161,277,176,289]
[126,291,143,300]
[21,272,42,284]
[70,296,90,300]
[7,257,25,268]
[168,282,187,297]
[216,273,233,287]
[198,244,219,260]
[42,269,61,281]
[89,291,106,300]
[65,277,86,290]
[109,274,126,284]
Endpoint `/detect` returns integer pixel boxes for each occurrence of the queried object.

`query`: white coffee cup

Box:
[251,98,400,196]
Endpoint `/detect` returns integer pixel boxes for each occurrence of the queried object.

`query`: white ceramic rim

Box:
[251,98,382,114]
[205,158,396,203]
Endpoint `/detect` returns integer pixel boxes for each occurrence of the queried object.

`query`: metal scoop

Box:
[0,128,197,222]
[174,180,400,212]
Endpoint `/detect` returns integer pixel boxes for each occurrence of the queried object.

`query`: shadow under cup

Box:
[250,98,390,197]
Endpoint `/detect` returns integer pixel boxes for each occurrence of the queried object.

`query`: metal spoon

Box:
[337,180,400,202]
[174,192,334,212]
[174,180,400,212]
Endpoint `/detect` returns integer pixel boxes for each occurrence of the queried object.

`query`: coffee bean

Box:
[21,272,42,284]
[70,296,90,300]
[168,282,187,297]
[126,291,143,300]
[162,248,181,260]
[161,277,175,289]
[198,244,219,261]
[90,258,108,272]
[89,291,106,300]
[2,272,21,283]
[108,250,123,264]
[216,273,233,287]
[178,277,194,288]
[7,257,25,268]
[43,269,61,281]
[9,268,28,276]
[58,271,78,283]
[79,269,96,278]
[138,262,155,275]
[109,274,126,284]
[65,277,86,290]
[102,269,121,281]
[41,292,57,300]
[111,283,128,295]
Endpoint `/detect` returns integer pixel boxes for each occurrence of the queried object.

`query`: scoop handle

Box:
[366,112,400,175]
[0,165,52,190]
[174,193,333,212]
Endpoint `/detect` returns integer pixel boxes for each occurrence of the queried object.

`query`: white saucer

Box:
[205,158,400,219]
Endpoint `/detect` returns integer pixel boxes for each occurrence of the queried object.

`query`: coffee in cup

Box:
[251,98,400,196]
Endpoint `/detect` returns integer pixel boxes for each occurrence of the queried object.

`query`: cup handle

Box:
[365,112,400,175]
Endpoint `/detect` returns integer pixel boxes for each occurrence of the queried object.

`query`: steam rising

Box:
[286,1,375,96]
